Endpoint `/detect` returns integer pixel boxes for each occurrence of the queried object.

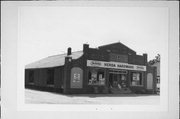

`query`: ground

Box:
[25,89,160,105]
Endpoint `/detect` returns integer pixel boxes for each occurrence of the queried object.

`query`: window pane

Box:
[131,72,142,86]
[88,69,105,85]
[98,71,105,85]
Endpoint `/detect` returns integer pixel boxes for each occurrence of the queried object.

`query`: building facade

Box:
[25,42,157,94]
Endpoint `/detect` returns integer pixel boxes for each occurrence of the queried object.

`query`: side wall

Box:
[54,66,64,92]
[25,66,64,92]
[63,55,87,94]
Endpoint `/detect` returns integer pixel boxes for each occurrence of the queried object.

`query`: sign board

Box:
[109,69,127,74]
[70,67,83,88]
[87,60,146,71]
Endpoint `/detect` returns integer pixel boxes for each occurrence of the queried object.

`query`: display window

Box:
[131,72,143,86]
[88,69,105,85]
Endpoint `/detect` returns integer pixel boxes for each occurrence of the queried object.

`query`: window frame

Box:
[87,68,106,86]
[130,72,143,87]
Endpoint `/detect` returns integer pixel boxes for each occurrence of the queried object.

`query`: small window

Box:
[131,72,143,86]
[47,69,54,85]
[29,70,34,83]
[117,55,120,59]
[88,69,105,85]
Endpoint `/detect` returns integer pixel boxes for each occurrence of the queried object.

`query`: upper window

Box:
[109,53,128,63]
[131,72,143,86]
[88,69,105,85]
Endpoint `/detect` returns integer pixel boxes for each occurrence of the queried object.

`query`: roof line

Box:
[47,50,82,58]
[98,41,120,48]
[98,41,135,52]
[25,50,83,69]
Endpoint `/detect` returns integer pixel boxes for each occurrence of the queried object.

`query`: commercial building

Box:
[25,42,157,94]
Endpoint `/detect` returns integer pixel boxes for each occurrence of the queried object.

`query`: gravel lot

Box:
[25,89,160,105]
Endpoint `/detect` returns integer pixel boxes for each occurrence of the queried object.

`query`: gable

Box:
[98,42,136,55]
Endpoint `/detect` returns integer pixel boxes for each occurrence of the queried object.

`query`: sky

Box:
[18,6,168,65]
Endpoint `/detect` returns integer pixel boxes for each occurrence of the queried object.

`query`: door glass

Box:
[109,73,127,89]
[121,75,127,88]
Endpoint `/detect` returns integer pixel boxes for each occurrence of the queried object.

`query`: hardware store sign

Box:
[87,60,146,71]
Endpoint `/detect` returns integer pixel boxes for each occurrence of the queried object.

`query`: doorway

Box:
[109,73,127,90]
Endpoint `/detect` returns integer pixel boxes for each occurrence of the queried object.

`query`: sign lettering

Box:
[87,60,146,71]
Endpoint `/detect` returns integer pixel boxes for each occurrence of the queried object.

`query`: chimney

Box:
[67,47,72,55]
[143,53,147,65]
[83,44,89,52]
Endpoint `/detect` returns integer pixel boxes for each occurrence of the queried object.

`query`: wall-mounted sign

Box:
[87,60,146,71]
[70,67,83,88]
[109,69,127,74]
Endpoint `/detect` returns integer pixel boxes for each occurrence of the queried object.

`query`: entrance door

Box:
[109,73,127,89]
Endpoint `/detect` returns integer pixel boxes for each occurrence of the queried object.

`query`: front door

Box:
[109,73,127,90]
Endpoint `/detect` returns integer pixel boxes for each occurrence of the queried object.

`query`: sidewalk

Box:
[25,89,160,105]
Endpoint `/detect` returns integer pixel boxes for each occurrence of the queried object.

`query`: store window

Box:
[131,72,143,86]
[47,69,54,85]
[88,69,105,85]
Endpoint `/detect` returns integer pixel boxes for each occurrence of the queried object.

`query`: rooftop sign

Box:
[87,60,146,71]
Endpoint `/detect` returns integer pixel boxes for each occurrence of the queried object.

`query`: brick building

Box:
[25,42,157,94]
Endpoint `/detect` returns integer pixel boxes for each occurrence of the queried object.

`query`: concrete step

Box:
[110,88,132,94]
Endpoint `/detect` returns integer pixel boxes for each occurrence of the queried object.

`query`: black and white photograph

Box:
[1,1,179,119]
[21,6,164,105]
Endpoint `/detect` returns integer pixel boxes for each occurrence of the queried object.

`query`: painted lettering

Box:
[90,61,101,66]
[87,60,146,71]
[104,63,116,67]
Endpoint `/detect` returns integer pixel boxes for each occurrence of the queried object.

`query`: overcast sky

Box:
[18,6,168,65]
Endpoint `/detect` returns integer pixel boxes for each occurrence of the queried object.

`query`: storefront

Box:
[84,59,147,94]
[25,42,157,94]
